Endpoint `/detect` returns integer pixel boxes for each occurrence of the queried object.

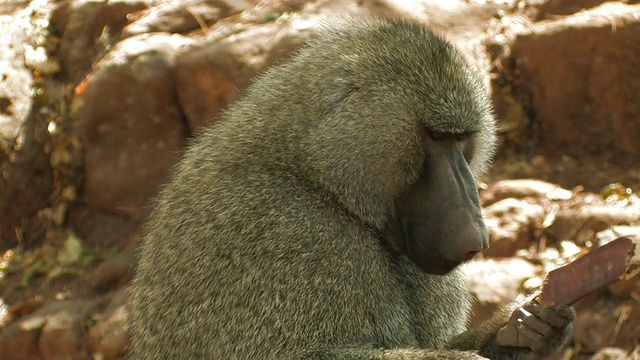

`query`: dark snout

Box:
[400,143,489,275]
[442,212,489,263]
[405,213,488,275]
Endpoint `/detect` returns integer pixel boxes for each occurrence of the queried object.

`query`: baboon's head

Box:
[266,19,496,275]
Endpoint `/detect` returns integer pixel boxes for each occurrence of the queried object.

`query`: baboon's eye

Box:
[428,131,448,141]
[427,130,474,142]
[455,132,472,142]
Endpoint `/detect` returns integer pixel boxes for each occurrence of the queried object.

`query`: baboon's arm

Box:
[448,301,574,360]
[447,307,512,354]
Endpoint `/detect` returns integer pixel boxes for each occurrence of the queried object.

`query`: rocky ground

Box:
[1,0,639,359]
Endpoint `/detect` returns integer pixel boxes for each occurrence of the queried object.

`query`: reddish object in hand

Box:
[539,236,639,307]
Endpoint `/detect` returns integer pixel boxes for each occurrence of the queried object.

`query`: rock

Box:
[0,1,29,13]
[547,203,640,244]
[92,250,136,293]
[123,0,250,37]
[464,258,538,326]
[174,14,317,130]
[38,300,95,360]
[74,33,191,219]
[66,205,138,249]
[0,12,34,152]
[480,179,572,207]
[0,300,95,360]
[89,290,128,359]
[174,0,504,131]
[0,310,46,360]
[596,225,640,245]
[50,0,150,82]
[505,2,640,161]
[534,0,609,21]
[0,117,53,250]
[0,8,52,250]
[483,198,545,257]
[590,347,634,360]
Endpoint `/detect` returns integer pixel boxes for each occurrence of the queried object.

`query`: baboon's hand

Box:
[495,300,574,357]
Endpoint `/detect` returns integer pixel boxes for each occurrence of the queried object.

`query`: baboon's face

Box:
[295,22,496,275]
[390,130,489,275]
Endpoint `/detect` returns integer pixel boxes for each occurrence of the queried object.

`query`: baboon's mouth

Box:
[408,250,462,276]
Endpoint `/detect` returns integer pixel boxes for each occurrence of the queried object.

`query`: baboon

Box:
[128,18,574,359]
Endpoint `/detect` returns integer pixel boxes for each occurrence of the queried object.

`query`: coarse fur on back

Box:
[129,18,499,359]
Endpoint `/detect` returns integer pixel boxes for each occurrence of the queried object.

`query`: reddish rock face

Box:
[174,17,320,131]
[74,34,191,219]
[0,300,96,360]
[122,0,250,37]
[506,3,640,161]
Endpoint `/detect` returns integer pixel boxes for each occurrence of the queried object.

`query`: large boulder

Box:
[504,2,640,160]
[73,33,191,219]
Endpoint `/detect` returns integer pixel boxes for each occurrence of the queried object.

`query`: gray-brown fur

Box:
[128,18,572,359]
